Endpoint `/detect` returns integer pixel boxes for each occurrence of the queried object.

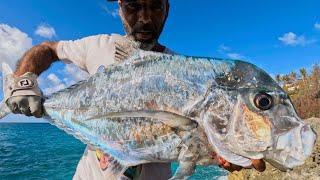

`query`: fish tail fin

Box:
[2,62,13,76]
[0,101,11,119]
[0,62,13,120]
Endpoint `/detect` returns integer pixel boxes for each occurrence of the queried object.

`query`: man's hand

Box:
[96,149,111,170]
[5,42,58,117]
[4,73,43,118]
[210,152,266,172]
[6,96,43,117]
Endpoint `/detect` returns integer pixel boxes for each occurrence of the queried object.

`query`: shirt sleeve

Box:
[56,35,110,72]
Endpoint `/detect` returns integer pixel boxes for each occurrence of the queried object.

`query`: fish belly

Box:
[45,111,182,166]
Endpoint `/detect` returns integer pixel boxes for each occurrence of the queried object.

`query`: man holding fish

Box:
[4,0,266,179]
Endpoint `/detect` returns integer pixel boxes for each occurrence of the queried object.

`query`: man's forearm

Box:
[14,42,59,76]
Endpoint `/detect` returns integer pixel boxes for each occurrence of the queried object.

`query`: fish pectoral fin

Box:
[158,118,197,131]
[87,111,198,131]
[153,111,198,130]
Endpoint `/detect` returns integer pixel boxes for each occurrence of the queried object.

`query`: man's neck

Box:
[151,43,166,53]
[139,41,166,52]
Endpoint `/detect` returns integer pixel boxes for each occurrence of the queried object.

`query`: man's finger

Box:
[229,164,243,172]
[7,98,20,114]
[222,162,243,172]
[29,96,43,118]
[19,97,32,116]
[99,154,110,170]
[12,102,21,114]
[217,156,243,172]
[251,159,266,172]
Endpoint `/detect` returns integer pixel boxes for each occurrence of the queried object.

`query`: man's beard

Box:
[119,9,161,51]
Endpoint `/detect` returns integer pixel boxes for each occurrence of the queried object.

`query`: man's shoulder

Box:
[83,33,125,42]
[163,48,177,55]
[60,33,125,44]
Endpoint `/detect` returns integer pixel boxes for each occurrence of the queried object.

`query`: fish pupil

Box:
[260,98,270,107]
[254,93,273,110]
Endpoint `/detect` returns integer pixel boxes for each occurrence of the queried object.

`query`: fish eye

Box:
[254,92,273,110]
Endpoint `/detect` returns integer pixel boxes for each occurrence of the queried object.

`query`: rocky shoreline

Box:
[228,118,320,180]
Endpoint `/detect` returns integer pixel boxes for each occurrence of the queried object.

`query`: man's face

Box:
[119,0,169,44]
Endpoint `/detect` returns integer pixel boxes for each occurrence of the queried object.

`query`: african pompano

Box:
[0,45,316,179]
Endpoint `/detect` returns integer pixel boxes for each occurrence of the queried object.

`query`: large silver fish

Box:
[0,45,316,179]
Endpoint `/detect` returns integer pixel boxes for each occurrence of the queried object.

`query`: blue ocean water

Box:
[0,123,228,180]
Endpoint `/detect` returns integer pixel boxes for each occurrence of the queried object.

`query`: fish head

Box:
[201,60,316,170]
[233,87,316,170]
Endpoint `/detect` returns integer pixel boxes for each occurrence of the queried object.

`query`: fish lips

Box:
[264,123,317,171]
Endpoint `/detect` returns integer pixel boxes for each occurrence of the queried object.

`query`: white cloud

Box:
[35,24,56,39]
[40,64,88,95]
[39,73,64,95]
[43,83,66,95]
[0,24,33,70]
[64,64,89,83]
[102,6,119,18]
[227,53,245,59]
[315,22,320,30]
[218,44,246,60]
[47,73,61,85]
[278,32,316,46]
[218,44,231,52]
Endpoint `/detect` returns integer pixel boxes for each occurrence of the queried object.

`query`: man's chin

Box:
[136,38,155,44]
[134,34,155,43]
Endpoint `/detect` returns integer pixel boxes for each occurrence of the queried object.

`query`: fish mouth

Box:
[264,124,316,170]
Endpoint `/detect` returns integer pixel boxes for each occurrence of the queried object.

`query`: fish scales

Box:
[47,109,195,165]
[44,55,233,118]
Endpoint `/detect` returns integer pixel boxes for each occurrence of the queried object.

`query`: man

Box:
[5,0,265,179]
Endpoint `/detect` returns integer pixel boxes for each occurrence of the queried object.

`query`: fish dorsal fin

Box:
[86,110,197,130]
[114,39,140,63]
[2,62,13,75]
[96,65,106,73]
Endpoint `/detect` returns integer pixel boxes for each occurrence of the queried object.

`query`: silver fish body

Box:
[1,49,316,179]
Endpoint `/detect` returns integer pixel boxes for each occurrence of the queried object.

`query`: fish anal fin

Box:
[169,142,198,180]
[170,141,200,180]
[169,161,196,180]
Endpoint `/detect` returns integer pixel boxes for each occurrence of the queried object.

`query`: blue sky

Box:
[0,0,320,122]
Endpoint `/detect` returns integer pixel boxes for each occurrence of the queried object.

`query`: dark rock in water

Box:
[228,118,320,180]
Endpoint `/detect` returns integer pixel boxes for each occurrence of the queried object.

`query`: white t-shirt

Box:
[57,33,174,75]
[56,34,174,180]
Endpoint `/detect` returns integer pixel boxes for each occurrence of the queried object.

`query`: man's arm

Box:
[5,42,59,117]
[14,42,59,76]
